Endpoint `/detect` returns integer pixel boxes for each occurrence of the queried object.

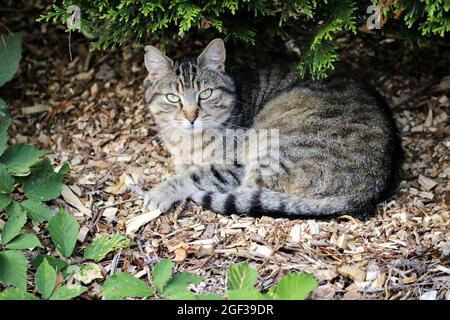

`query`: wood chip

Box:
[338,265,366,282]
[248,243,272,258]
[418,175,437,191]
[21,104,51,115]
[173,248,187,262]
[77,226,89,243]
[125,209,162,235]
[61,185,92,217]
[341,283,362,300]
[420,291,437,300]
[102,207,118,223]
[289,224,302,243]
[308,220,320,235]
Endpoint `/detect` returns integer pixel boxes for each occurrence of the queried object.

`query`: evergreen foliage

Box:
[38,1,450,77]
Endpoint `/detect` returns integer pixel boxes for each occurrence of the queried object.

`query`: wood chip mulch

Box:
[2,3,449,300]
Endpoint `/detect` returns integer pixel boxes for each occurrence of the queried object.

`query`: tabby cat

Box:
[142,39,402,218]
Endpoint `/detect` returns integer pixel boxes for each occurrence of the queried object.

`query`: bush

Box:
[40,1,449,78]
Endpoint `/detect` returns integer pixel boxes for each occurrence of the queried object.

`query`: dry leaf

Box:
[125,209,162,235]
[61,184,92,217]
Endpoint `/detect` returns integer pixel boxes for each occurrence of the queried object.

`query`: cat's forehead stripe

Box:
[176,61,197,89]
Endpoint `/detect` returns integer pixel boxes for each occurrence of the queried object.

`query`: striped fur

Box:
[142,39,402,218]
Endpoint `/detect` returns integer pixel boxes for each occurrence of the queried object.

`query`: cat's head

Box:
[144,39,235,133]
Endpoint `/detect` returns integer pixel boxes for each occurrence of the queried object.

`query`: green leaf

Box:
[61,264,80,279]
[2,202,27,244]
[228,288,267,300]
[102,272,153,300]
[21,199,54,223]
[0,163,14,192]
[84,233,130,262]
[73,263,103,284]
[5,233,43,250]
[35,258,57,299]
[265,273,318,300]
[31,255,68,272]
[0,193,11,209]
[57,163,70,176]
[152,259,173,293]
[22,158,68,201]
[47,209,79,257]
[196,293,224,300]
[164,272,203,300]
[227,262,258,291]
[0,250,28,290]
[0,32,22,87]
[49,284,87,300]
[0,287,39,300]
[0,114,10,156]
[0,143,43,175]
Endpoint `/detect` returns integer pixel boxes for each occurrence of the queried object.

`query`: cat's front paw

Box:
[143,188,178,212]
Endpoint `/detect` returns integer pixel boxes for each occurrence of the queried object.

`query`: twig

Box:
[99,197,140,209]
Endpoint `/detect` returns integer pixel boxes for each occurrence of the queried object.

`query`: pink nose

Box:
[185,115,196,124]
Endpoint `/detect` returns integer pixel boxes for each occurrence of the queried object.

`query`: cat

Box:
[141,38,402,218]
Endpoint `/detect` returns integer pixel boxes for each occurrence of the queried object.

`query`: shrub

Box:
[40,0,450,78]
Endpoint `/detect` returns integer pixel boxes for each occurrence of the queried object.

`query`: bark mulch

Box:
[2,2,449,300]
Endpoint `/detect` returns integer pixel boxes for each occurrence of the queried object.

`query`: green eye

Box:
[166,94,180,103]
[199,89,213,100]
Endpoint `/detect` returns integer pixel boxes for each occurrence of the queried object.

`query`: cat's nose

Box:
[186,115,197,124]
[183,109,198,124]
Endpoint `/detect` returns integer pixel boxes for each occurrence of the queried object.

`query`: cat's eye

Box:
[199,89,213,100]
[166,93,180,103]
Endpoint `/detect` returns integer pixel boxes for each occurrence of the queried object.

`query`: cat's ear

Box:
[144,45,173,81]
[197,39,226,73]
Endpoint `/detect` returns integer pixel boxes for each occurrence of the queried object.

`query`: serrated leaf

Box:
[31,255,68,272]
[164,272,203,300]
[0,32,22,87]
[0,250,28,290]
[2,202,27,244]
[0,288,39,300]
[49,284,87,300]
[47,209,79,257]
[0,193,11,209]
[0,163,14,193]
[227,262,258,291]
[35,258,57,299]
[5,233,43,250]
[73,263,103,284]
[102,272,153,300]
[228,289,267,300]
[22,158,68,201]
[196,293,224,300]
[0,115,10,155]
[152,259,173,293]
[265,273,318,300]
[0,143,43,175]
[84,233,130,262]
[21,199,54,223]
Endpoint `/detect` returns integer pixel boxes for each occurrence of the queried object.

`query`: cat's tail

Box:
[190,187,375,217]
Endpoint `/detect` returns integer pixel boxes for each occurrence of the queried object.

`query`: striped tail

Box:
[190,187,374,217]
